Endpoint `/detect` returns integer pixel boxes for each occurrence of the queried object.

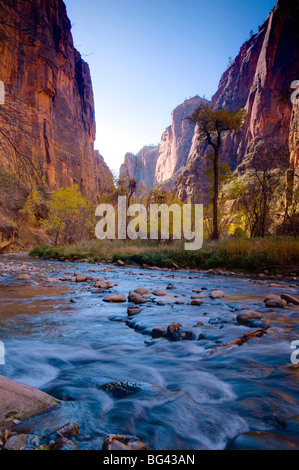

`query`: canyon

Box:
[0,0,113,205]
[120,0,299,205]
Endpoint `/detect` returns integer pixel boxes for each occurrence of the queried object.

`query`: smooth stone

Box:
[128,292,148,304]
[0,375,59,431]
[134,288,152,295]
[281,294,299,305]
[266,299,287,308]
[237,311,265,327]
[3,434,31,451]
[191,300,203,306]
[227,431,299,451]
[154,289,167,296]
[210,290,225,299]
[76,275,88,283]
[128,308,143,316]
[103,295,126,303]
[116,260,125,266]
[17,274,30,280]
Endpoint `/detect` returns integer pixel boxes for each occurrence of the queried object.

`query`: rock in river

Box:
[102,434,149,451]
[237,311,266,327]
[0,375,59,431]
[281,294,299,305]
[103,295,126,303]
[210,290,225,300]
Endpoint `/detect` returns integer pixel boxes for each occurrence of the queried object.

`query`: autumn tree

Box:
[43,185,93,245]
[186,103,247,240]
[228,149,288,238]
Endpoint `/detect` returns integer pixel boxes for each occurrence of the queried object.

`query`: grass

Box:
[29,237,299,274]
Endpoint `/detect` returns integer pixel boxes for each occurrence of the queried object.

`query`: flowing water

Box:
[0,253,299,450]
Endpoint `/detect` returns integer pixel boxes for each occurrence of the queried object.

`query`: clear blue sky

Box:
[64,0,276,174]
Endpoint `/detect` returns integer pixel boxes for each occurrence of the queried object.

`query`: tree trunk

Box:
[212,147,220,240]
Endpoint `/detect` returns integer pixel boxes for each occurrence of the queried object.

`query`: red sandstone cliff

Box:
[121,0,298,205]
[0,0,113,201]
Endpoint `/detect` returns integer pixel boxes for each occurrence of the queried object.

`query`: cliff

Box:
[0,0,113,202]
[121,0,298,205]
[120,145,160,189]
[176,0,299,202]
[120,96,208,189]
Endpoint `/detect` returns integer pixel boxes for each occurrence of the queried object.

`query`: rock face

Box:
[120,96,208,189]
[0,0,113,201]
[120,0,299,204]
[120,146,160,189]
[155,96,208,186]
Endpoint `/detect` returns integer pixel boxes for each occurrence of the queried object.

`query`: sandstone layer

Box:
[0,0,113,202]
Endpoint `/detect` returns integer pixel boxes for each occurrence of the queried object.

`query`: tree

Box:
[228,149,287,238]
[43,185,92,245]
[186,103,247,240]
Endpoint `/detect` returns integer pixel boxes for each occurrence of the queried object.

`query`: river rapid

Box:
[0,253,299,450]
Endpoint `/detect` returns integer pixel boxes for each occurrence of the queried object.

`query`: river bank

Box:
[29,238,299,276]
[0,253,299,450]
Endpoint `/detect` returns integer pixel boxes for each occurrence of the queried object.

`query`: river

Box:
[0,253,299,450]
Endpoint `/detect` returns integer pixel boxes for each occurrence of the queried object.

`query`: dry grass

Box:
[30,237,299,274]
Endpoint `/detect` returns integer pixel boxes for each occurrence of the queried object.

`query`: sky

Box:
[64,0,277,175]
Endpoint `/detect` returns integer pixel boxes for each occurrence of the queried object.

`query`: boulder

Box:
[152,327,167,339]
[266,299,287,308]
[0,375,59,431]
[154,289,167,296]
[103,295,126,303]
[237,311,265,327]
[281,294,299,305]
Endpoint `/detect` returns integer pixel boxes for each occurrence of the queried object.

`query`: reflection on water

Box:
[0,253,299,450]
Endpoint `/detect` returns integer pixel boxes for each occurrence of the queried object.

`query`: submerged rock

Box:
[166,322,194,341]
[191,300,203,306]
[102,434,149,451]
[128,307,143,316]
[49,438,80,451]
[99,381,142,399]
[227,431,299,450]
[152,327,167,339]
[55,422,79,439]
[237,311,266,327]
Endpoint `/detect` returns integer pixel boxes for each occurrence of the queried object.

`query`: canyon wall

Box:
[0,0,113,202]
[120,96,207,189]
[121,0,299,206]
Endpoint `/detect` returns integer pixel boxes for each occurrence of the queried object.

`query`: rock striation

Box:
[0,0,113,201]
